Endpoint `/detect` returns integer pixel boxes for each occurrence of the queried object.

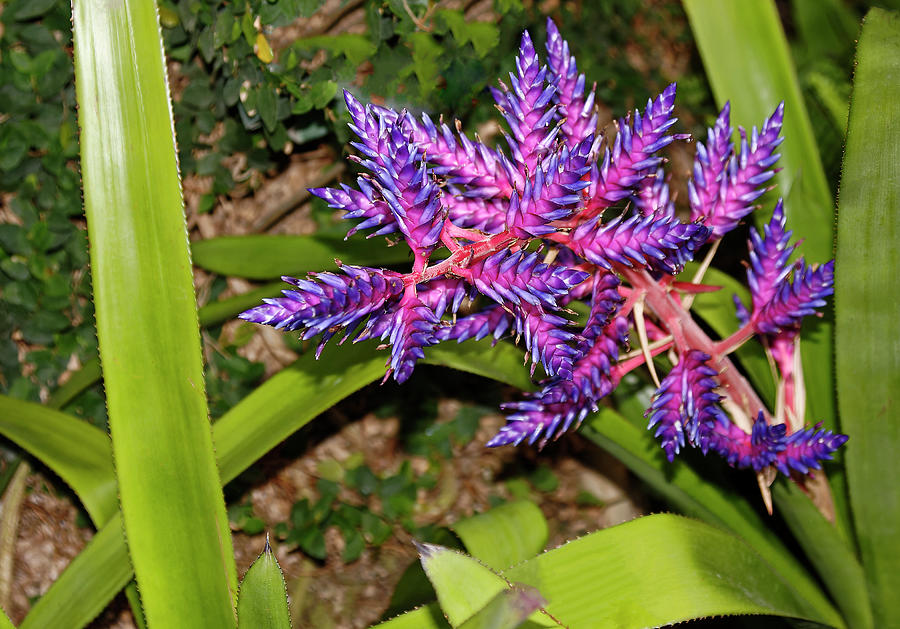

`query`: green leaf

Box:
[503,514,844,628]
[72,1,237,626]
[773,482,873,629]
[456,587,544,629]
[0,606,13,629]
[237,539,291,629]
[581,408,841,624]
[191,235,413,279]
[409,32,442,98]
[370,604,449,629]
[451,501,548,571]
[834,8,900,627]
[683,0,837,442]
[416,543,555,628]
[0,395,116,525]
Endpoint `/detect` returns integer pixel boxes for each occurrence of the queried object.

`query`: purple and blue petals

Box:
[687,103,733,227]
[506,145,591,239]
[310,181,397,239]
[746,199,795,314]
[582,271,624,336]
[753,260,834,335]
[646,350,728,461]
[493,31,559,175]
[445,195,508,233]
[588,84,681,209]
[691,103,785,239]
[401,113,513,199]
[344,91,396,170]
[570,212,710,275]
[774,424,848,475]
[467,249,589,312]
[434,305,514,344]
[514,304,580,380]
[373,156,445,254]
[708,412,787,471]
[238,266,405,355]
[635,169,676,218]
[416,278,470,319]
[380,295,441,383]
[545,17,597,150]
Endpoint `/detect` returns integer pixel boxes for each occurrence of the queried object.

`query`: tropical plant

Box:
[0,2,896,629]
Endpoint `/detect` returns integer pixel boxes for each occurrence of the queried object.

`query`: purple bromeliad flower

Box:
[241,21,847,490]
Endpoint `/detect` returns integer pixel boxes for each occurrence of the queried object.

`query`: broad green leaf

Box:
[424,342,535,391]
[191,235,413,279]
[73,1,237,627]
[582,408,840,623]
[773,482,872,629]
[451,501,548,571]
[835,8,900,627]
[0,395,115,525]
[456,587,544,629]
[0,606,13,629]
[236,540,291,629]
[21,514,131,629]
[370,604,449,629]
[503,514,844,628]
[683,0,837,446]
[417,544,555,628]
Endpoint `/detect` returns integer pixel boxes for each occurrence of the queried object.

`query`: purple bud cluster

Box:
[241,19,846,485]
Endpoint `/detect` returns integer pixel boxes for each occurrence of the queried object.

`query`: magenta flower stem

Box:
[620,266,768,431]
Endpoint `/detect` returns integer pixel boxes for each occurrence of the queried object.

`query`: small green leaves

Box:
[237,538,292,629]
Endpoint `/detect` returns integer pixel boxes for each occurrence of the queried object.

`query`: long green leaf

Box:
[0,395,115,525]
[191,235,413,279]
[682,0,833,259]
[456,588,544,629]
[0,607,13,629]
[72,1,237,626]
[503,514,843,628]
[451,501,548,571]
[773,482,872,629]
[581,408,840,623]
[371,604,448,629]
[835,8,900,627]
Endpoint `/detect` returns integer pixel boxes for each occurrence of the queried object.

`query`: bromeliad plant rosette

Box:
[241,19,846,495]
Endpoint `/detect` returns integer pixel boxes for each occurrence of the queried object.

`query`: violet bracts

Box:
[241,21,846,489]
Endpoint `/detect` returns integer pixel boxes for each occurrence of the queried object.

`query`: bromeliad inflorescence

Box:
[241,20,846,489]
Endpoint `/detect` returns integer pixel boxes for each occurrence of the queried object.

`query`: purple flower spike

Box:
[434,305,513,344]
[636,168,675,218]
[374,155,445,255]
[468,249,588,311]
[492,31,559,175]
[688,103,733,226]
[571,212,710,275]
[344,91,395,170]
[505,147,590,238]
[445,196,508,233]
[708,412,787,471]
[311,181,397,239]
[754,260,834,335]
[545,17,597,150]
[691,103,785,239]
[588,84,681,210]
[747,199,795,315]
[239,266,404,355]
[514,304,580,380]
[775,424,849,475]
[401,113,513,199]
[646,350,728,461]
[380,295,441,383]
